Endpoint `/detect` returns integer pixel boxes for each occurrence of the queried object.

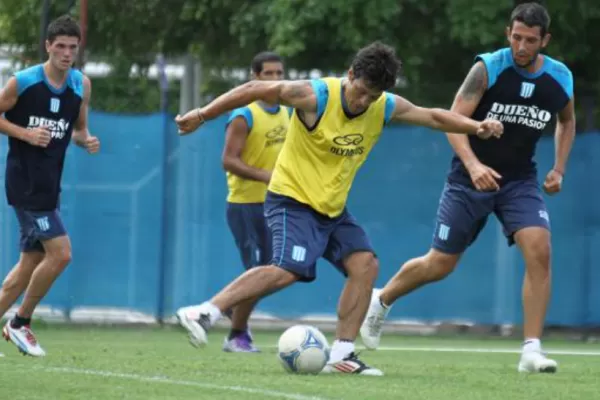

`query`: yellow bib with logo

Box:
[269,78,387,217]
[226,102,289,203]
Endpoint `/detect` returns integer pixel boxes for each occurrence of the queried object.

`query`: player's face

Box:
[345,71,383,114]
[255,62,284,81]
[46,35,80,71]
[507,21,550,68]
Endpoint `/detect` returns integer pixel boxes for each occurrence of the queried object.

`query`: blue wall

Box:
[1,111,598,326]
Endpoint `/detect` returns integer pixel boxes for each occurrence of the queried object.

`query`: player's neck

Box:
[43,62,69,88]
[522,54,545,74]
[258,100,279,110]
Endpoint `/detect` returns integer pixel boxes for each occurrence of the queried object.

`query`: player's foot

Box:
[176,304,213,348]
[360,288,390,350]
[518,351,558,373]
[2,321,46,357]
[223,331,260,353]
[321,352,383,376]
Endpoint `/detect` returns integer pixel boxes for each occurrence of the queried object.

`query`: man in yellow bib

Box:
[221,52,289,353]
[175,41,503,376]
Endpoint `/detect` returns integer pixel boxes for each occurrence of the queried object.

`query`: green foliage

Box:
[0,0,598,127]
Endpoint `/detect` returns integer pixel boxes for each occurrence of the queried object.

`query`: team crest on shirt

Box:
[49,97,60,113]
[519,82,536,99]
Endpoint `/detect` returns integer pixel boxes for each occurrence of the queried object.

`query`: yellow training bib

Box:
[269,78,388,217]
[226,102,289,203]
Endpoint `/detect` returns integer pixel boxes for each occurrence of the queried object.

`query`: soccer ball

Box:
[277,325,330,374]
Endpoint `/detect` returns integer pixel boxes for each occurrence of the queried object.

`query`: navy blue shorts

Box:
[264,192,375,282]
[432,178,550,254]
[13,208,67,252]
[226,202,271,269]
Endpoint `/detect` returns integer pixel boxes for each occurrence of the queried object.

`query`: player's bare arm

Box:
[446,61,489,167]
[389,77,502,139]
[176,80,317,135]
[552,98,575,175]
[72,76,100,154]
[0,77,51,147]
[222,117,272,183]
[543,98,575,195]
[447,61,502,191]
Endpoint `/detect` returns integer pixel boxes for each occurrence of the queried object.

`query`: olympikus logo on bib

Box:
[485,102,551,130]
[27,116,70,140]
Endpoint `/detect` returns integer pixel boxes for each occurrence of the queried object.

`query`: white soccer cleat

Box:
[2,321,46,357]
[518,351,558,373]
[176,304,211,348]
[321,352,383,376]
[360,288,390,350]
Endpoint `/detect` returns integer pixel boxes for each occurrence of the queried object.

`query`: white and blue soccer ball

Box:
[277,325,330,374]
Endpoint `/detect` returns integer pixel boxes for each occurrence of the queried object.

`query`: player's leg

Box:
[223,202,267,353]
[0,252,44,321]
[361,181,493,349]
[320,212,382,376]
[176,193,328,348]
[495,179,556,373]
[3,209,70,357]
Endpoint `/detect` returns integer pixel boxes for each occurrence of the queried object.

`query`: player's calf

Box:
[177,265,297,347]
[361,250,459,350]
[17,236,72,320]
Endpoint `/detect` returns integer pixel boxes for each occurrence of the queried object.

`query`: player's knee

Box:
[423,250,459,282]
[517,228,551,273]
[258,264,299,287]
[47,245,72,268]
[525,239,551,273]
[345,252,379,283]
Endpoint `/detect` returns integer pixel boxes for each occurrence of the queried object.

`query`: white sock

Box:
[203,302,222,325]
[328,340,355,364]
[522,338,541,353]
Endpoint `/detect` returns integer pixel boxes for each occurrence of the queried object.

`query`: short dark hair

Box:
[351,41,401,91]
[510,2,550,37]
[46,15,81,43]
[251,52,283,75]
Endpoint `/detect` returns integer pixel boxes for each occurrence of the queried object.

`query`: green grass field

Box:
[1,325,599,400]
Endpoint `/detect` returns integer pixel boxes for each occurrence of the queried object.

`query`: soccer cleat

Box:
[321,352,383,376]
[222,331,260,353]
[2,321,46,357]
[518,351,558,373]
[360,288,390,350]
[176,305,211,348]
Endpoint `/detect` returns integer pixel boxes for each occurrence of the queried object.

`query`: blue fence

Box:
[1,111,599,326]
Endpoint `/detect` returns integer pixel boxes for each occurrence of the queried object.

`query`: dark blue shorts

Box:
[432,178,550,254]
[226,202,271,269]
[13,208,67,252]
[264,192,375,282]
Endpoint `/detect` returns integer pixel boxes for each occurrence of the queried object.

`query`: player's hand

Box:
[84,135,100,154]
[25,127,51,148]
[476,119,503,140]
[175,109,205,136]
[543,168,563,195]
[467,161,502,191]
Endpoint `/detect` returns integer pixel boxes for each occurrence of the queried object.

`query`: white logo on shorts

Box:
[291,245,306,263]
[538,210,550,223]
[36,217,50,232]
[438,223,450,241]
